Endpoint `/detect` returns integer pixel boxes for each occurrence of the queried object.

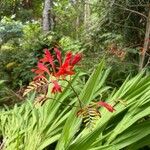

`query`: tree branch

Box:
[113,3,147,19]
[127,4,150,7]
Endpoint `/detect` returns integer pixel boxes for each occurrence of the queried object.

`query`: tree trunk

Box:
[139,6,150,71]
[42,0,53,33]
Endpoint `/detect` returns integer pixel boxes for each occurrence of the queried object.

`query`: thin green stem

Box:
[63,79,83,109]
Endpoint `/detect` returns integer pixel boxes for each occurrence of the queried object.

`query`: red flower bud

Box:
[97,101,115,112]
[71,53,82,66]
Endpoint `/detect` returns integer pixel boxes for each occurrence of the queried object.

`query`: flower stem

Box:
[64,79,83,109]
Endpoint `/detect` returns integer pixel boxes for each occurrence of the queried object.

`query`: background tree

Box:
[42,0,54,33]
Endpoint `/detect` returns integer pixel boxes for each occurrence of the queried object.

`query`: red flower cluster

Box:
[32,48,82,94]
[97,101,115,112]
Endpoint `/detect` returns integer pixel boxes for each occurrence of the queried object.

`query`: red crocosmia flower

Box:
[38,62,50,75]
[71,53,82,66]
[55,62,75,77]
[32,48,82,83]
[64,52,72,64]
[97,101,115,112]
[44,49,56,72]
[51,81,62,94]
[55,51,82,78]
[54,48,62,65]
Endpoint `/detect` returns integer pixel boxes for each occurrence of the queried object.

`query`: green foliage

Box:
[56,68,150,150]
[0,16,85,89]
[56,60,108,149]
[0,20,40,88]
[0,0,42,22]
[0,80,23,106]
[59,36,83,52]
[0,19,56,88]
[0,1,150,149]
[53,0,84,38]
[0,16,23,44]
[0,42,36,88]
[0,74,84,149]
[0,60,150,149]
[81,0,148,82]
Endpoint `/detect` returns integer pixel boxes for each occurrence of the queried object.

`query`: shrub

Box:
[0,16,23,45]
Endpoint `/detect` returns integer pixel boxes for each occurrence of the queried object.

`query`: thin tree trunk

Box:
[139,6,150,71]
[42,0,53,33]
